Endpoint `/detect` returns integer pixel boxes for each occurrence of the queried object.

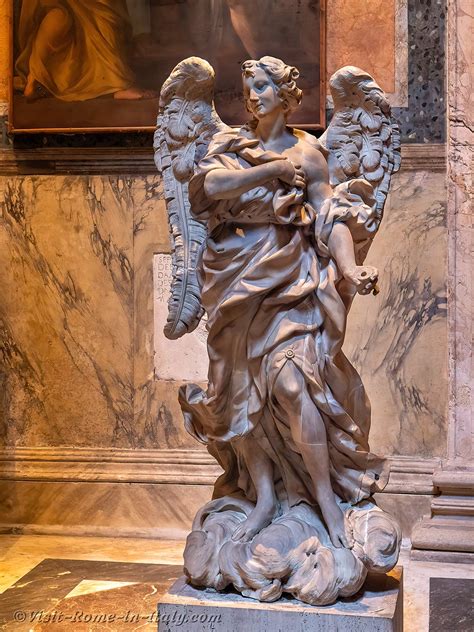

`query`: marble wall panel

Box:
[0,175,134,447]
[344,169,448,457]
[0,479,212,536]
[0,172,198,450]
[0,175,149,447]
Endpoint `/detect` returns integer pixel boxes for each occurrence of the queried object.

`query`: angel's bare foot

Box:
[232,502,275,543]
[114,87,158,100]
[319,496,354,549]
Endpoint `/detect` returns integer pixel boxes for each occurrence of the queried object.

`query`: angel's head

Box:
[241,56,302,122]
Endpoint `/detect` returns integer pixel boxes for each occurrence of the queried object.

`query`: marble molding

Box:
[0,447,439,539]
[0,142,446,177]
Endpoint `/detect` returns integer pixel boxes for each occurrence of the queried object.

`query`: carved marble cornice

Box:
[0,447,221,484]
[0,147,155,175]
[0,144,446,176]
[400,143,446,171]
[0,447,440,494]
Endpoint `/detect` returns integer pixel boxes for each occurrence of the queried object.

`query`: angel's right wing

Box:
[154,57,229,340]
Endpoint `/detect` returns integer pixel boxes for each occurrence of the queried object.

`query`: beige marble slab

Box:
[327,0,395,93]
[0,176,134,447]
[0,174,201,449]
[345,169,448,458]
[0,479,212,537]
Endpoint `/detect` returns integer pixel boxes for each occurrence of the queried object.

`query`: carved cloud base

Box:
[183,496,402,606]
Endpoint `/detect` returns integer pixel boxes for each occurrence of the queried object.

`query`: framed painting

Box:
[9,0,326,133]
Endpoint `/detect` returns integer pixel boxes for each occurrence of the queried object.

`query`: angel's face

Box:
[243,68,282,120]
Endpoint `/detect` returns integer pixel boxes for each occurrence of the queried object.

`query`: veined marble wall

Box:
[345,169,447,458]
[0,166,448,458]
[0,175,194,449]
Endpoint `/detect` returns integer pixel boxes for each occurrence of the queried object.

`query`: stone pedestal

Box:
[157,570,403,632]
[411,468,474,563]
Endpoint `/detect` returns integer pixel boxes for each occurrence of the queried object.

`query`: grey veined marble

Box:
[154,56,402,605]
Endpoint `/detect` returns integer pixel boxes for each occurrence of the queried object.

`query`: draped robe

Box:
[180,128,389,509]
[15,0,134,101]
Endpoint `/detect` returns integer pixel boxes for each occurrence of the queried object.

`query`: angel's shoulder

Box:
[288,129,329,180]
[292,128,329,158]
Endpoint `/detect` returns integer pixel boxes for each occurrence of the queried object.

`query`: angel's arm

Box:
[306,154,378,296]
[204,159,305,200]
[307,177,360,275]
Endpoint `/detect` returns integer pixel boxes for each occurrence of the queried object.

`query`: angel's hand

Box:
[276,159,306,189]
[343,265,379,295]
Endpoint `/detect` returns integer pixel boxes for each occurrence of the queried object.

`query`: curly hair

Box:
[241,56,303,118]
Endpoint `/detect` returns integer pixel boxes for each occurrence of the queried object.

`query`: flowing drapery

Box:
[15,0,134,101]
[180,129,388,506]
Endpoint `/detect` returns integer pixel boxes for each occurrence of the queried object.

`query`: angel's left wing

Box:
[319,66,401,226]
[154,57,230,340]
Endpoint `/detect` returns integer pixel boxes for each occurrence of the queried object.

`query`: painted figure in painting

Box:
[15,0,156,101]
[155,56,402,605]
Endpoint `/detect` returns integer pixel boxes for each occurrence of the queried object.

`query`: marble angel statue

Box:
[154,55,402,605]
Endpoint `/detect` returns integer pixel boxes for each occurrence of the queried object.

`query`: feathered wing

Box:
[154,57,229,340]
[320,66,401,230]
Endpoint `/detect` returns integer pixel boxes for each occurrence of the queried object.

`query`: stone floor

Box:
[0,535,473,631]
